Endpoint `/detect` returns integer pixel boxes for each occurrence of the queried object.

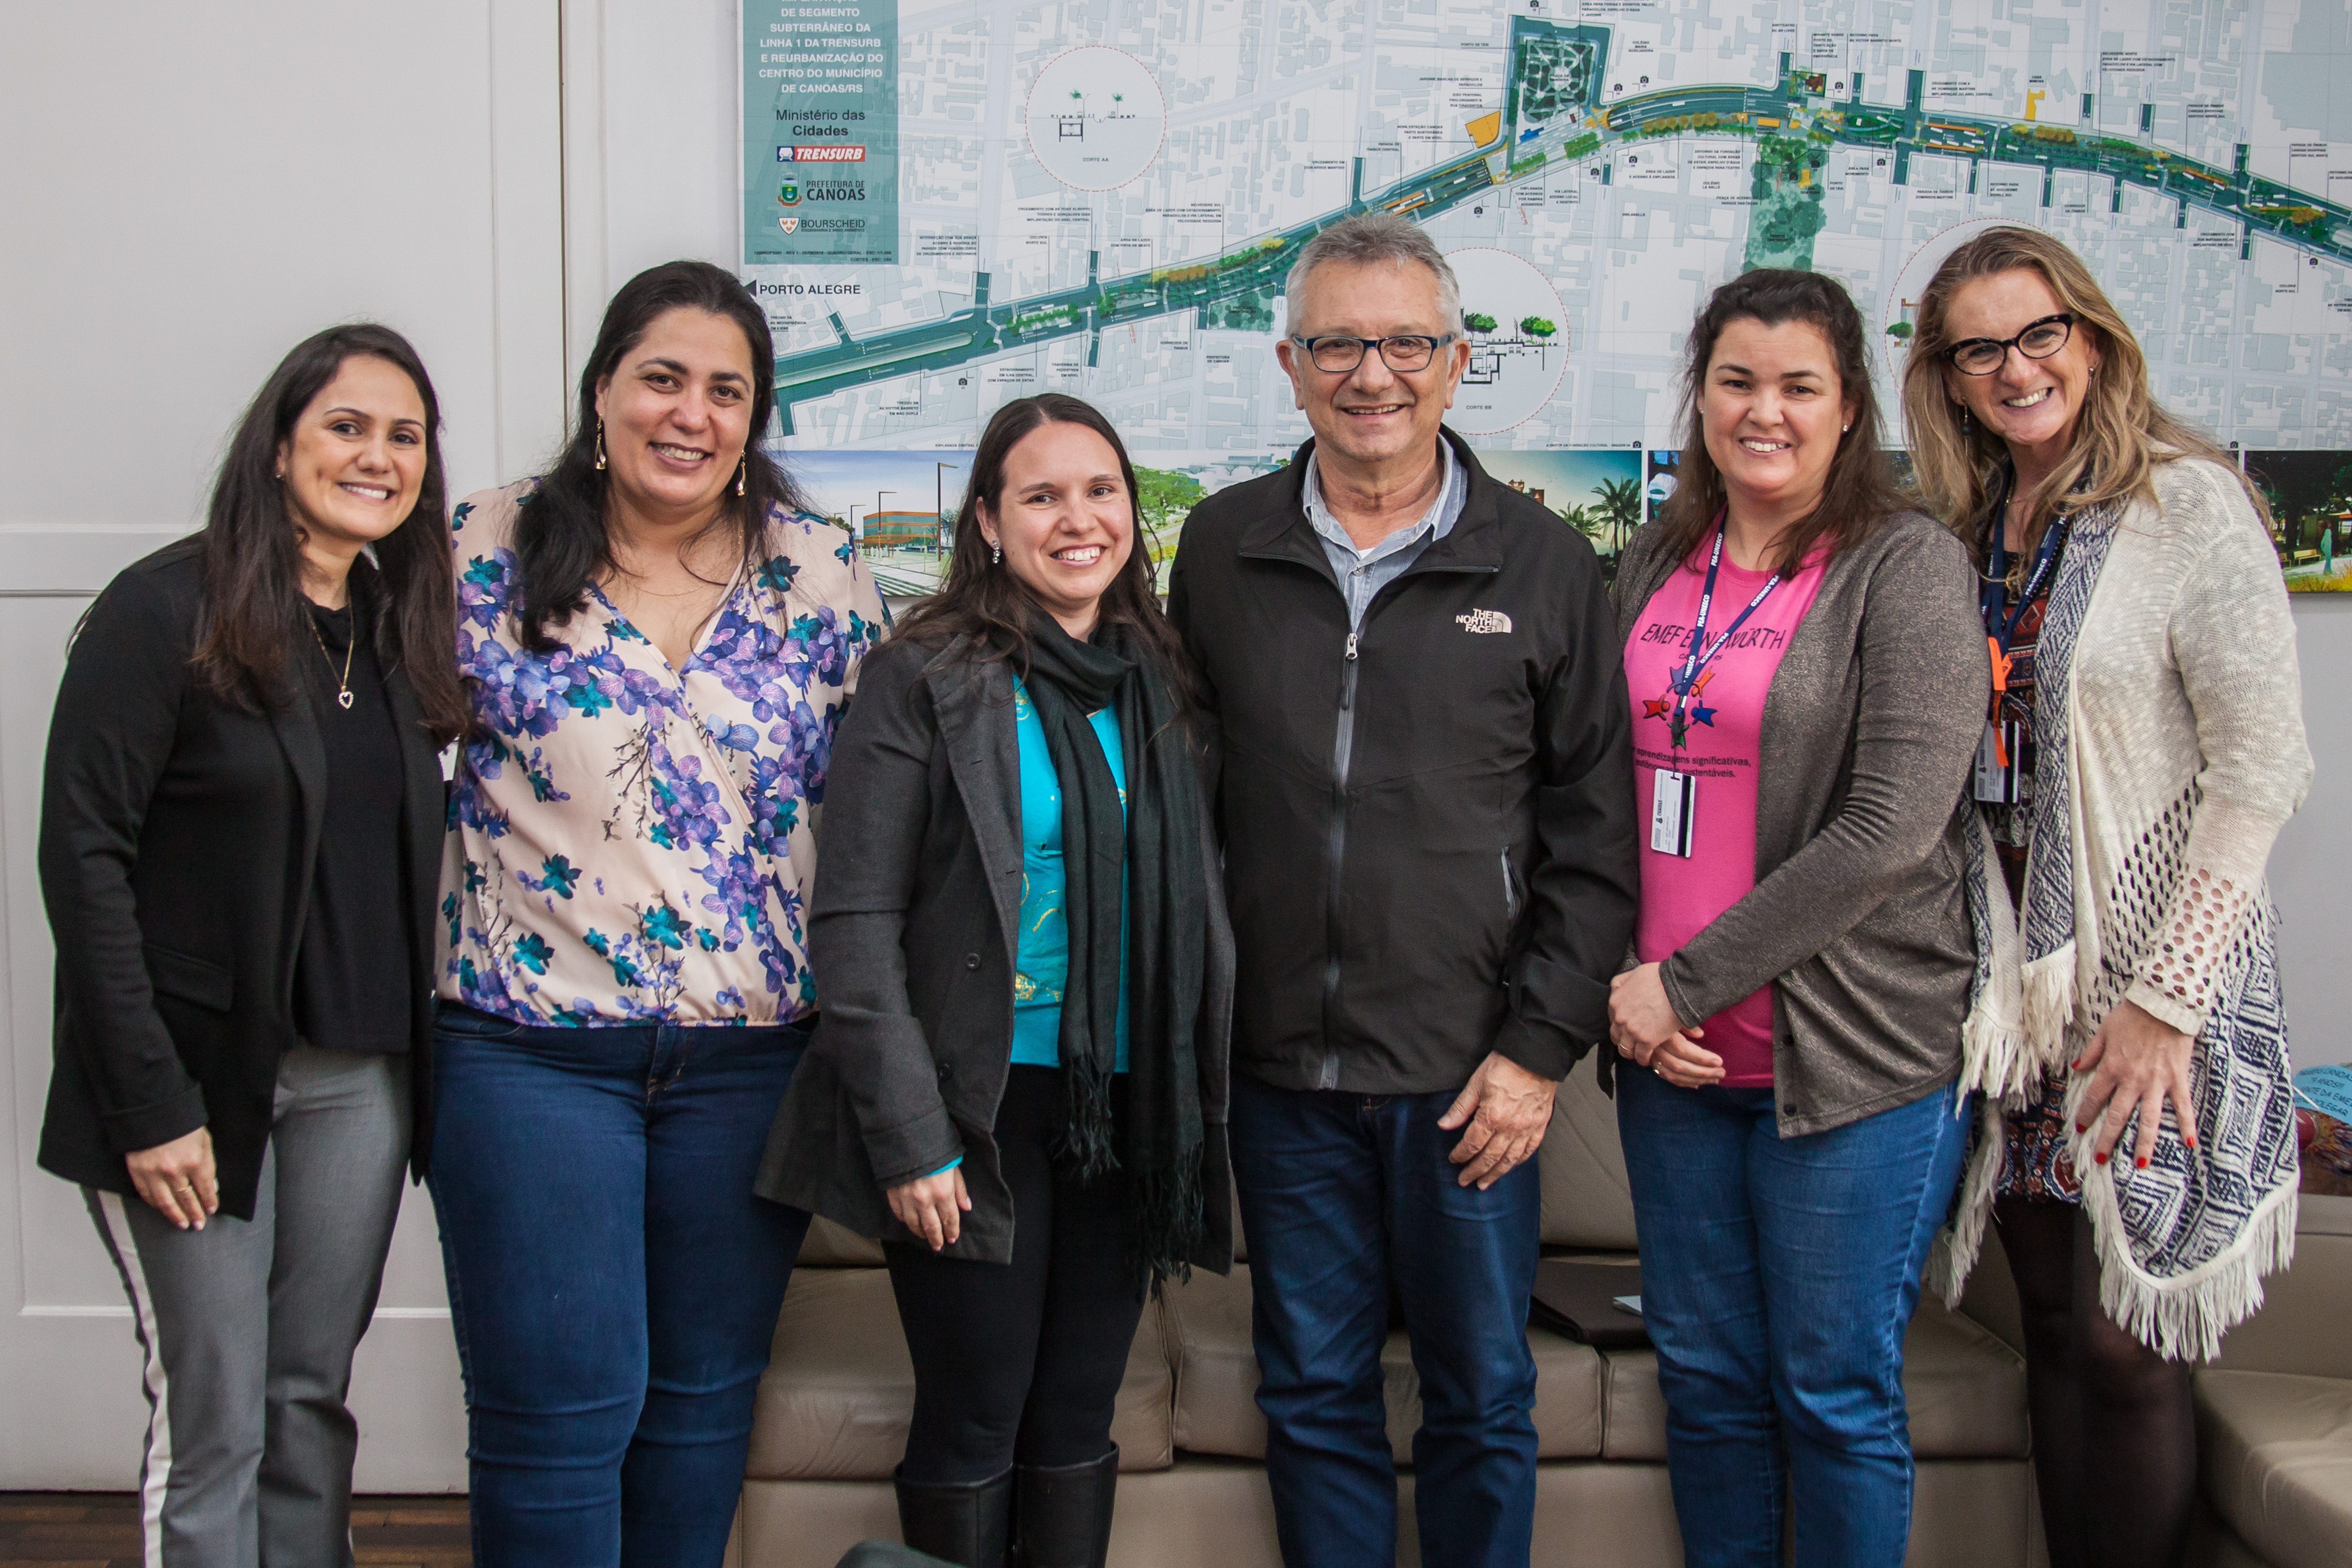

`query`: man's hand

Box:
[886,1166,971,1251]
[1438,1052,1559,1190]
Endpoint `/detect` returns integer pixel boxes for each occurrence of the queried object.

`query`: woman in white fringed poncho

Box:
[1901,224,2312,1568]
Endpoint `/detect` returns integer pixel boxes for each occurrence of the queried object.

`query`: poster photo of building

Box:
[2241,450,2352,593]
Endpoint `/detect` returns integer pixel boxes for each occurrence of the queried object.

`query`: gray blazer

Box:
[1608,509,1990,1136]
[756,633,1236,1268]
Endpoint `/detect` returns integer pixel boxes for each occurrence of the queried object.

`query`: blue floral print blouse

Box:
[438,481,884,1026]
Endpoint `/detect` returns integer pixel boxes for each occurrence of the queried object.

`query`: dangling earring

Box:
[594,421,608,470]
[1959,404,1971,434]
[991,539,1002,566]
[734,456,747,497]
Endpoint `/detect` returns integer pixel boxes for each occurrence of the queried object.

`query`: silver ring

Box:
[1652,1066,1662,1077]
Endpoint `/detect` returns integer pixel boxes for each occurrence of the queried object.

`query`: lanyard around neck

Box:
[1676,513,1783,693]
[1670,511,1782,741]
[1981,466,2068,654]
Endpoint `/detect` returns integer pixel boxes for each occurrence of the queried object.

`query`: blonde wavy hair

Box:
[1899,225,2259,558]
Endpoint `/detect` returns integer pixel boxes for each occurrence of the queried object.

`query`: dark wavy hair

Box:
[1655,268,1901,575]
[511,259,815,651]
[191,323,467,744]
[893,394,1192,701]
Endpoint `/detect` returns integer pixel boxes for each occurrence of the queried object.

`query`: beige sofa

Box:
[726,1065,2352,1568]
[2186,1189,2352,1568]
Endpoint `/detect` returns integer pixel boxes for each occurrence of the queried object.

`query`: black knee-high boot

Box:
[894,1466,1013,1568]
[1013,1449,1118,1568]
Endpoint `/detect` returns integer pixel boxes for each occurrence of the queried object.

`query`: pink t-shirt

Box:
[1623,543,1827,1086]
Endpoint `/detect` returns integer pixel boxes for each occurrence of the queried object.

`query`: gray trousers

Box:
[86,1045,410,1568]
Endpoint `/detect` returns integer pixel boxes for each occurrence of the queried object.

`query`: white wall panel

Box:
[0,0,563,1490]
[560,0,743,385]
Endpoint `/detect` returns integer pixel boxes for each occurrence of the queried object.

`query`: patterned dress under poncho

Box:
[1986,540,2080,1203]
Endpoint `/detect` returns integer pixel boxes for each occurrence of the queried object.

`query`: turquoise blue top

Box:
[1010,678,1130,1072]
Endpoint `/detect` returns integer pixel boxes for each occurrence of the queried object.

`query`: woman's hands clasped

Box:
[1609,963,1725,1089]
[2072,998,2201,1172]
[887,1165,972,1252]
[127,1127,218,1230]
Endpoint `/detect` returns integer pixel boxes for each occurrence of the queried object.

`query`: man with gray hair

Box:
[1167,213,1637,1566]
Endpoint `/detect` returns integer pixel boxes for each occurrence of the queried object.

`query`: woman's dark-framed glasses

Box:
[1946,313,2076,375]
[1292,333,1456,373]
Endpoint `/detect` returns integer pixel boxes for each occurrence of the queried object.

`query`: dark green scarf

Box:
[1019,606,1208,1283]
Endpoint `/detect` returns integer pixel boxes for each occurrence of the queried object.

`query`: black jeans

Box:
[886,1065,1142,1484]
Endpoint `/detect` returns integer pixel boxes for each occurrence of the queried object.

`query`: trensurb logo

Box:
[778,180,802,207]
[1455,609,1512,634]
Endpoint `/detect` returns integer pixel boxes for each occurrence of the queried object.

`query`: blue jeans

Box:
[426,1003,813,1568]
[1617,1070,1973,1568]
[1229,1072,1542,1568]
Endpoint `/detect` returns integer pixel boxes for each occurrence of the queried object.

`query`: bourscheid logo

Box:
[1455,609,1512,634]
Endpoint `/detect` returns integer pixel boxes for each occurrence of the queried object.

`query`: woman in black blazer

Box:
[38,325,466,1566]
[758,394,1233,1568]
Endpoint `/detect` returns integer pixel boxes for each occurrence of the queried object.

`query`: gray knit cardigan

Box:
[1607,509,1992,1137]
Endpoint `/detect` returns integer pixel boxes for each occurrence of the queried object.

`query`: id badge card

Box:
[1972,720,2023,804]
[1651,768,1696,857]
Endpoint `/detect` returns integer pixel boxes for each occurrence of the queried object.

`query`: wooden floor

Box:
[0,1494,471,1567]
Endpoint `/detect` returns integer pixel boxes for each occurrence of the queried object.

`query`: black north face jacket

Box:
[1166,430,1638,1096]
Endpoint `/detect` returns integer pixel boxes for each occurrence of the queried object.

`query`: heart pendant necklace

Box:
[308,613,356,710]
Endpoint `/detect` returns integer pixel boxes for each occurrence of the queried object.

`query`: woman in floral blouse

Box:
[428,260,882,1568]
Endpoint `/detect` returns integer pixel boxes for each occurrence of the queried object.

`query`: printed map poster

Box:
[743,0,899,265]
[741,0,2352,470]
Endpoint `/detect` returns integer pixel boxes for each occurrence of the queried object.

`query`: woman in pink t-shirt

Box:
[1604,270,1989,1568]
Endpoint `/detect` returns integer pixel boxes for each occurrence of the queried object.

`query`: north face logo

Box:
[1456,610,1512,634]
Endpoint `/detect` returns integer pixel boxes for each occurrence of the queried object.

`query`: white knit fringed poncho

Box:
[1936,454,2313,1362]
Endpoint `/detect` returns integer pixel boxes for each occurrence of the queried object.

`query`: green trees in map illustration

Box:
[1885,321,1915,341]
[1463,312,1500,334]
[1746,131,1830,271]
[1518,317,1557,339]
[1204,290,1274,332]
[1755,134,1826,176]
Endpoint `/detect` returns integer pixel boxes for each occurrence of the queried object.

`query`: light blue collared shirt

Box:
[1302,441,1468,629]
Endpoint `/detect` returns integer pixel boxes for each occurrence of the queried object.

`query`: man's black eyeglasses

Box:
[1945,313,2076,376]
[1290,334,1457,374]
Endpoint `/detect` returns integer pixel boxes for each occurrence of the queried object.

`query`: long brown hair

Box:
[1899,225,2261,559]
[1654,269,1902,575]
[892,394,1193,700]
[192,324,468,744]
[512,261,818,652]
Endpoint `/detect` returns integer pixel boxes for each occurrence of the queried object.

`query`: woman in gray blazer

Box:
[758,393,1233,1568]
[1604,270,1990,1568]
